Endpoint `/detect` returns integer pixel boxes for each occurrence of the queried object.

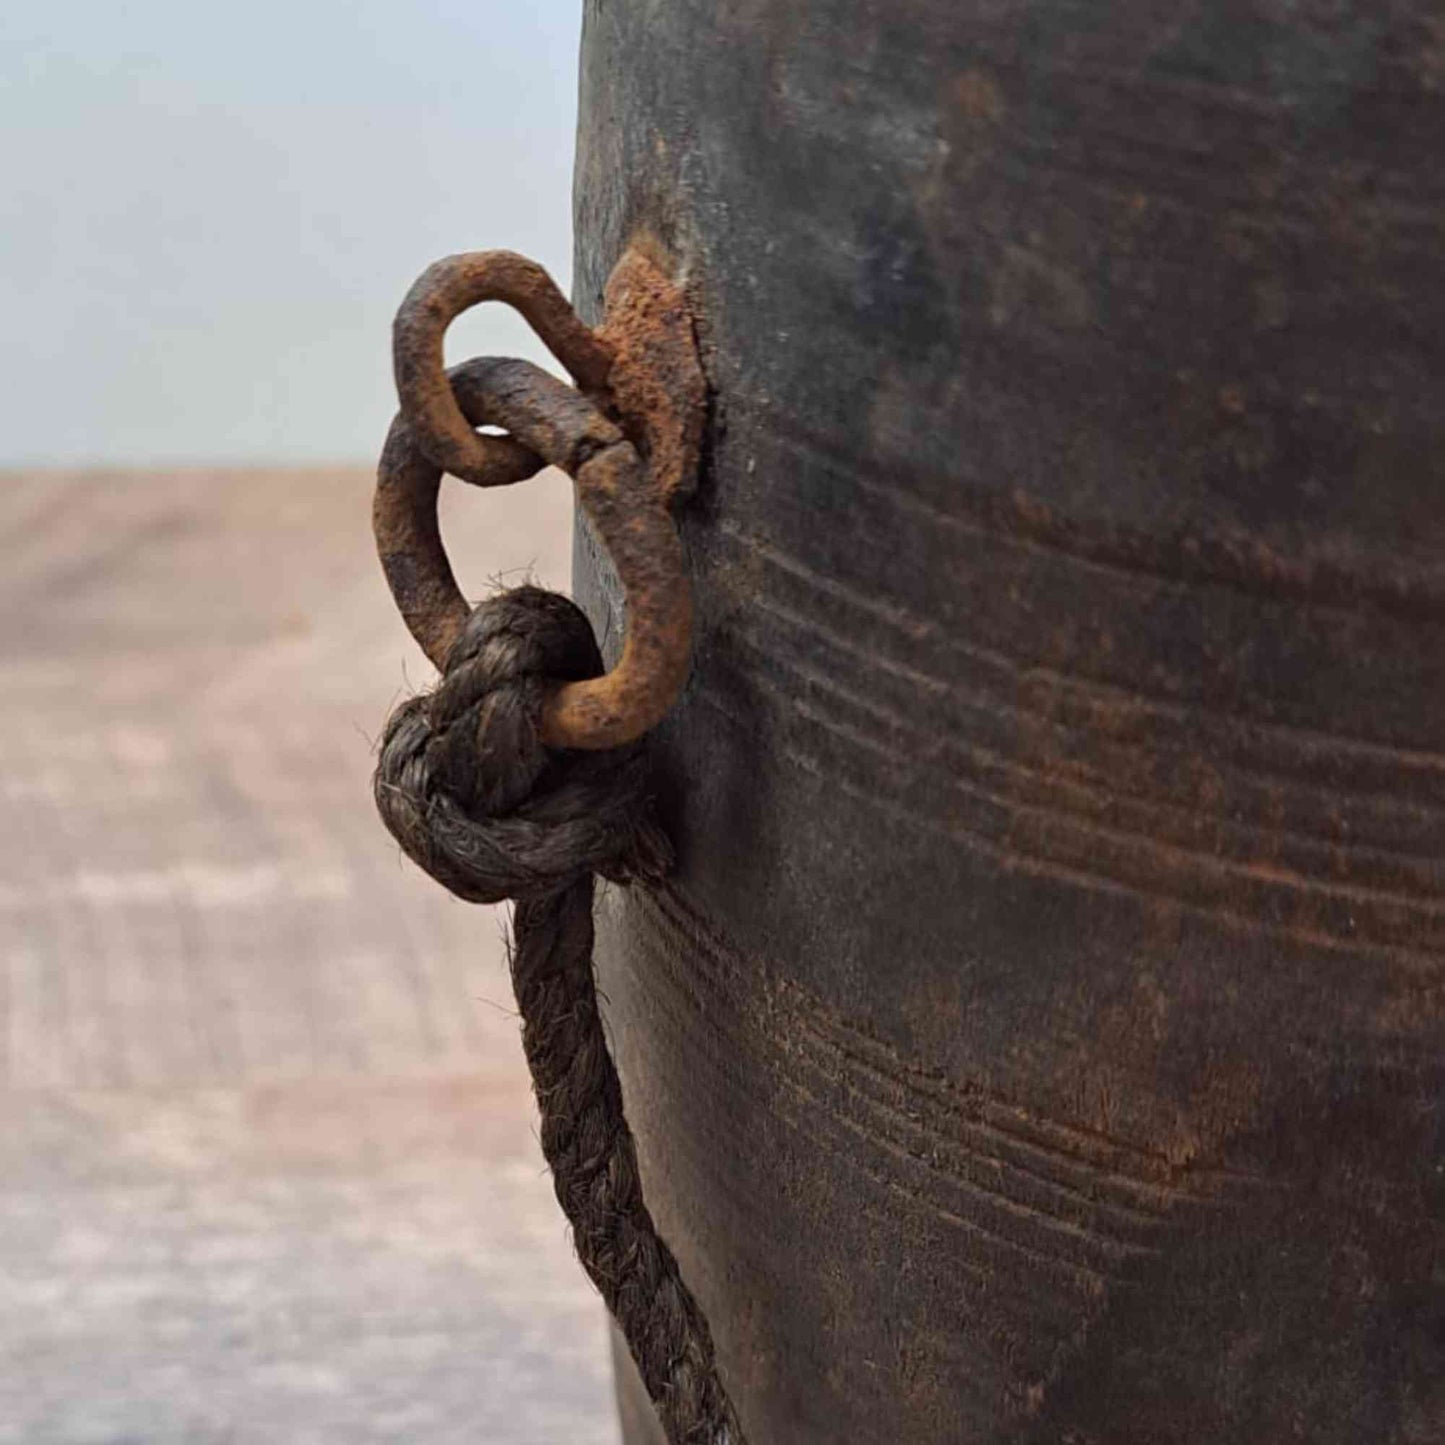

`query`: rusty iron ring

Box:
[392,251,616,488]
[374,355,691,751]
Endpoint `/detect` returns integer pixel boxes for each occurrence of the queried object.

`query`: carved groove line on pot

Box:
[597,884,1269,1413]
[604,898,1099,1374]
[767,408,1445,621]
[621,886,1241,1272]
[727,670,1445,974]
[719,520,1445,815]
[719,524,1445,843]
[701,521,1445,975]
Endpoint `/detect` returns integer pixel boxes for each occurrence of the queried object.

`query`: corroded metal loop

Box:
[393,250,616,487]
[375,355,692,751]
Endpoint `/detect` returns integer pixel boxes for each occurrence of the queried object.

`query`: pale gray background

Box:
[2,0,582,466]
[2,6,630,1442]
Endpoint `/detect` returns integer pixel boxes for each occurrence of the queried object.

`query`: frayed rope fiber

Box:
[374,585,744,1445]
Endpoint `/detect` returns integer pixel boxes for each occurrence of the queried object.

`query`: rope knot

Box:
[374,586,671,905]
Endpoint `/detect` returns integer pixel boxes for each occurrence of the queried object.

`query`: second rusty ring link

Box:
[375,357,617,689]
[375,354,692,751]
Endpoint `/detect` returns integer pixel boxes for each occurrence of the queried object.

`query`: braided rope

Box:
[374,587,744,1445]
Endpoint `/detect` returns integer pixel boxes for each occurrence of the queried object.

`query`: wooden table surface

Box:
[0,466,619,1443]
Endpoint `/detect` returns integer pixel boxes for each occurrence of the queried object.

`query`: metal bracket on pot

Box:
[374,243,705,750]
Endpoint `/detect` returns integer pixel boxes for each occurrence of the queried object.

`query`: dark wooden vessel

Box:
[573,3,1445,1439]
